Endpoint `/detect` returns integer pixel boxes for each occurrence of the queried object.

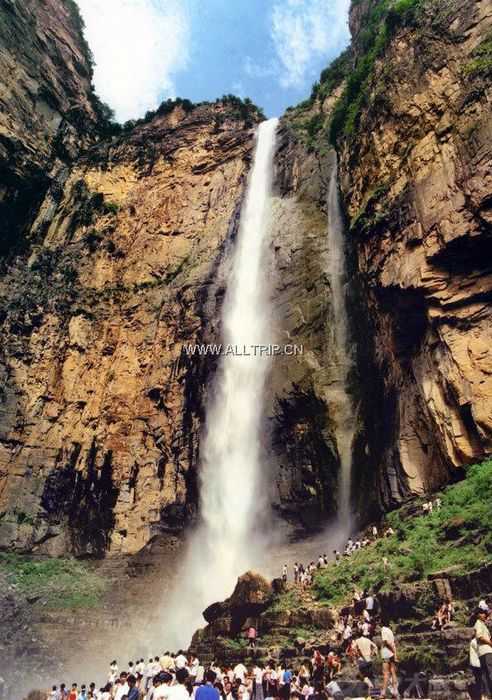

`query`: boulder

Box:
[203,601,226,624]
[228,571,273,612]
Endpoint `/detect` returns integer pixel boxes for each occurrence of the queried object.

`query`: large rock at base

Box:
[200,571,274,633]
[203,601,226,624]
[228,571,273,618]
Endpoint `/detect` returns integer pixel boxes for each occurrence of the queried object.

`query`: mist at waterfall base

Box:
[158,119,279,649]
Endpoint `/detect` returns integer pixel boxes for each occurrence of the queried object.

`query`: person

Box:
[247,626,257,649]
[279,666,292,700]
[88,683,98,699]
[252,665,264,700]
[353,633,378,689]
[68,684,78,700]
[372,526,378,538]
[311,650,324,683]
[475,608,492,698]
[77,686,88,700]
[479,599,490,614]
[233,662,247,684]
[294,563,299,584]
[326,652,341,680]
[434,497,442,510]
[469,637,482,700]
[60,684,68,700]
[172,669,191,700]
[385,527,395,537]
[326,678,344,700]
[126,675,140,700]
[380,620,399,699]
[333,551,341,566]
[195,670,220,700]
[114,673,129,700]
[263,669,277,700]
[282,564,287,582]
[175,651,188,670]
[49,686,61,700]
[100,685,112,700]
[154,672,173,700]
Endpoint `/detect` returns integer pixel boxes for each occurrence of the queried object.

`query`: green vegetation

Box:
[311,49,352,103]
[103,201,120,216]
[464,32,492,78]
[330,0,422,143]
[311,459,492,606]
[217,95,266,125]
[0,553,107,609]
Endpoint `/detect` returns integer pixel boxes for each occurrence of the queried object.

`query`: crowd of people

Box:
[44,628,399,700]
[44,598,492,700]
[43,510,491,700]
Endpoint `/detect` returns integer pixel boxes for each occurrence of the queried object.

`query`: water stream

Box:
[326,158,356,527]
[162,118,278,647]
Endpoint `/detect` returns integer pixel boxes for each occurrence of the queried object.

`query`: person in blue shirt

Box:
[196,670,220,700]
[126,675,140,700]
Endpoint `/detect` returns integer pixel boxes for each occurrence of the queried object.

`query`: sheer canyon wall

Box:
[0,0,491,556]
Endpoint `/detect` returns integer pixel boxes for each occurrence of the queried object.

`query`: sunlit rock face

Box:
[0,4,257,557]
[0,104,256,554]
[337,0,492,506]
[0,0,100,255]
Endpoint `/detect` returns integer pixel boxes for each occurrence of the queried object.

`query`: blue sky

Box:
[76,0,351,122]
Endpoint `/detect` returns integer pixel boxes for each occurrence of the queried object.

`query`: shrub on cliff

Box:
[313,458,492,605]
[328,0,422,143]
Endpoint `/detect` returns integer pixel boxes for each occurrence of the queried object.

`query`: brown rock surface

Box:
[0,0,100,254]
[0,97,256,554]
[337,0,492,505]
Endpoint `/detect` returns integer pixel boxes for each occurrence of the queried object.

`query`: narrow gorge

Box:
[0,0,491,697]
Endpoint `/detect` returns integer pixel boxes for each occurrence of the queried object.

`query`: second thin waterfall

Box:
[162,118,278,647]
[326,159,356,527]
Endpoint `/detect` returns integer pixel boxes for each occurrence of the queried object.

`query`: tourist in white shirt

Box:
[233,663,247,683]
[175,651,188,670]
[475,609,492,697]
[380,621,398,699]
[169,669,191,700]
[114,675,129,700]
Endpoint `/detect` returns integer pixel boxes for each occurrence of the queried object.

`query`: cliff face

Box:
[279,0,492,515]
[266,132,350,526]
[0,0,99,256]
[1,0,491,558]
[339,0,492,505]
[0,0,258,555]
[0,103,255,555]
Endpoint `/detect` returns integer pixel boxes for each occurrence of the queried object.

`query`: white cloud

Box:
[270,0,351,89]
[243,56,276,79]
[76,0,189,122]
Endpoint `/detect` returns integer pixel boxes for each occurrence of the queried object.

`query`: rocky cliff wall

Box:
[340,0,492,506]
[0,0,100,256]
[0,103,255,555]
[266,129,358,527]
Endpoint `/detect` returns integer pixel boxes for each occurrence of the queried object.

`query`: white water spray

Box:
[326,159,355,526]
[162,119,278,647]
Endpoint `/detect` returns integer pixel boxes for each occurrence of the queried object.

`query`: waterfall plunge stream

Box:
[162,119,278,648]
[326,159,356,527]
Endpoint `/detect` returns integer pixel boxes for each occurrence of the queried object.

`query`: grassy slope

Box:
[313,459,492,605]
[0,554,107,608]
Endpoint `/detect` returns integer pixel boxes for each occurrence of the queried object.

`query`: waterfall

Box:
[326,159,355,526]
[162,118,278,647]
